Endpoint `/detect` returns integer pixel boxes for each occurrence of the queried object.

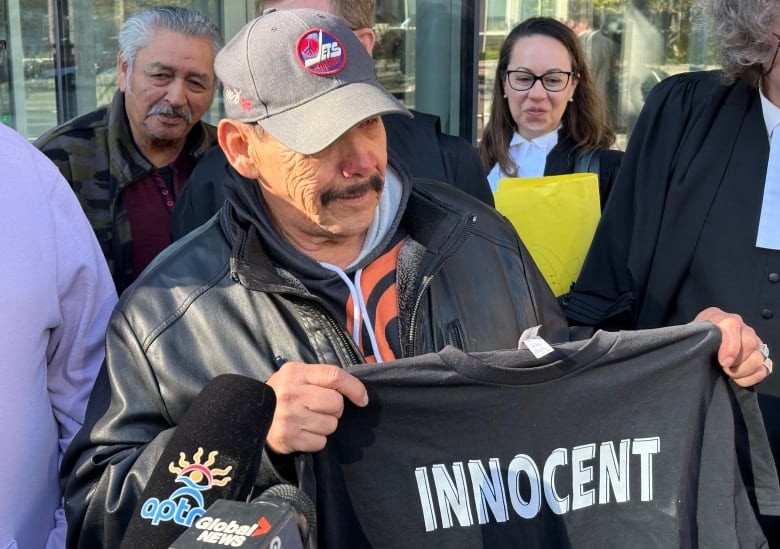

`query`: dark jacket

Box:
[34,90,218,292]
[62,167,567,548]
[170,110,492,240]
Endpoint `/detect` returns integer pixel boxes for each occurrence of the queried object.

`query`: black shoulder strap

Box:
[575,149,602,174]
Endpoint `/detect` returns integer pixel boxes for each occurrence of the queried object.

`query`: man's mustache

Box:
[321,174,384,207]
[147,103,193,124]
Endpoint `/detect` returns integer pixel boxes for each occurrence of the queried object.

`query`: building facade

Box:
[0,0,712,145]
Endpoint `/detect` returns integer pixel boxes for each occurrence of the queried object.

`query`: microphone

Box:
[169,482,316,549]
[120,374,276,549]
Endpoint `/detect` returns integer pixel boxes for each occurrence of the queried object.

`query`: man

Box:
[0,121,116,549]
[62,9,769,548]
[169,0,493,241]
[35,6,223,293]
[570,16,616,112]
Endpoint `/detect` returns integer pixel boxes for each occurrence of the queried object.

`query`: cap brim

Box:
[258,81,412,155]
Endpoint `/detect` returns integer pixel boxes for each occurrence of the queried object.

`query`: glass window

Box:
[2,0,715,146]
[0,0,223,140]
[374,0,476,138]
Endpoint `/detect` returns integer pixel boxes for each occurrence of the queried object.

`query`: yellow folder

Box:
[493,173,600,297]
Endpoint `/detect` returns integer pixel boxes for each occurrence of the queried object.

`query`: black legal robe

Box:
[564,68,780,491]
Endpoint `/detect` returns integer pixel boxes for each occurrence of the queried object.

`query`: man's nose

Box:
[165,78,188,106]
[339,130,378,178]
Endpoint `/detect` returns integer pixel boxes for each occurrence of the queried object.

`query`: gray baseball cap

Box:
[215,8,411,155]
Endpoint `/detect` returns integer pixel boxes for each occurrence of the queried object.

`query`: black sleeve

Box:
[594,148,625,208]
[62,311,177,548]
[171,146,231,241]
[385,111,494,207]
[438,132,495,207]
[563,73,700,328]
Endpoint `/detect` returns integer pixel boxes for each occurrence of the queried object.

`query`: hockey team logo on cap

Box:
[296,28,346,75]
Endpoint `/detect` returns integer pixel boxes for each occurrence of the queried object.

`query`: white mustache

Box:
[147,104,192,124]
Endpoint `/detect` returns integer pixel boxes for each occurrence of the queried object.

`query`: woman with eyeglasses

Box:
[565,0,780,542]
[478,16,623,208]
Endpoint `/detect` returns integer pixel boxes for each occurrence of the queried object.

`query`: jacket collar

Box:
[106,90,217,187]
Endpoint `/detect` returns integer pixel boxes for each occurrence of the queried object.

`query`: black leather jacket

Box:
[62,175,568,548]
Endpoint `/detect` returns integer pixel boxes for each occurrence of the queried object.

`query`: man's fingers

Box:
[270,360,369,407]
[304,363,369,407]
[264,361,369,455]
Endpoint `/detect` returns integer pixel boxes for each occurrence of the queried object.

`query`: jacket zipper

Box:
[288,293,365,367]
[404,215,477,357]
[319,305,365,367]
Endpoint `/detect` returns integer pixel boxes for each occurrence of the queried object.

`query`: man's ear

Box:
[352,27,376,55]
[117,52,128,92]
[218,119,261,179]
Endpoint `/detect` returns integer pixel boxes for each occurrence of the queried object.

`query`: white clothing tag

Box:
[522,336,555,359]
[756,127,780,250]
[518,325,542,344]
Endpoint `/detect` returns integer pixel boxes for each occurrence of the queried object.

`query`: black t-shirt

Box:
[314,323,779,548]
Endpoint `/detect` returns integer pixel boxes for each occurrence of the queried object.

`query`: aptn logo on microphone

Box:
[139,447,233,528]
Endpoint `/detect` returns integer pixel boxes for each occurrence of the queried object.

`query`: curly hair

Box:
[478,17,614,178]
[707,0,779,84]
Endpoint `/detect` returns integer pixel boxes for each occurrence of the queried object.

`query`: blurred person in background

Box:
[35,6,223,294]
[570,15,617,124]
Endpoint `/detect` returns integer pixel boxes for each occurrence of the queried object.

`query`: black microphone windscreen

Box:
[253,483,317,544]
[120,374,276,549]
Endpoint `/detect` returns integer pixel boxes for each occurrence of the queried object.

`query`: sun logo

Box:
[140,447,234,527]
[168,447,233,489]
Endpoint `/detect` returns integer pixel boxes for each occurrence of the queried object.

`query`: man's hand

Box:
[265,361,369,454]
[694,307,771,387]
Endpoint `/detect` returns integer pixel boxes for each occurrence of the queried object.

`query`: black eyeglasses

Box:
[765,33,780,77]
[505,70,575,92]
